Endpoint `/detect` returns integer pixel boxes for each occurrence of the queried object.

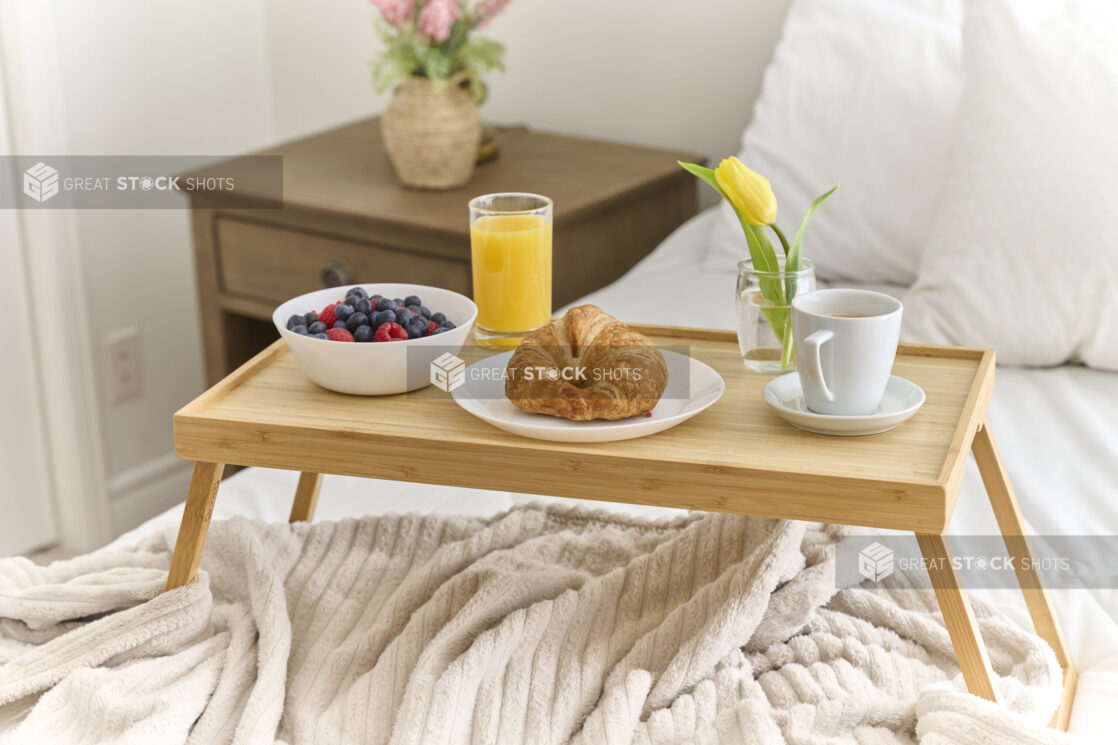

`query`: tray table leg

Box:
[165,461,224,591]
[915,532,999,703]
[288,472,323,523]
[972,419,1076,730]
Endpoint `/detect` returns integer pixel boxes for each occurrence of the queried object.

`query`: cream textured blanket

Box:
[0,504,1073,744]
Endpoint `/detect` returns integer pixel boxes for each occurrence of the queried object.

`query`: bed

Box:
[117,208,1118,741]
[87,0,1118,738]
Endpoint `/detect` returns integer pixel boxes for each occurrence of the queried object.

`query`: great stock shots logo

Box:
[430,353,466,393]
[5,155,283,208]
[23,162,60,202]
[858,542,895,582]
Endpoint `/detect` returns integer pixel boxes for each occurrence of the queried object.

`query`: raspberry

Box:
[325,327,354,342]
[373,322,408,342]
[425,321,439,336]
[319,302,341,327]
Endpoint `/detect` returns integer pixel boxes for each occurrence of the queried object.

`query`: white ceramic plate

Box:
[451,350,724,443]
[763,373,925,436]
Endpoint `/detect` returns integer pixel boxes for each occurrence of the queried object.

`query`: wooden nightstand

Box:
[184,118,703,386]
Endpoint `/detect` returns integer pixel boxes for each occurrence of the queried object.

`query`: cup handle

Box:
[801,329,835,403]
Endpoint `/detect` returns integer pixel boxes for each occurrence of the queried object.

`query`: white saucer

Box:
[451,350,724,443]
[762,373,925,436]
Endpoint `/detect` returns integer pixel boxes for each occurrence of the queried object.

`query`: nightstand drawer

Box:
[215,216,470,304]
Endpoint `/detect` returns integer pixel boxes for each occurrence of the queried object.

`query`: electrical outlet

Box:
[105,327,142,403]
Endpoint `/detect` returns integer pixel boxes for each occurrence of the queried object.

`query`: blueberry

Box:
[291,325,308,335]
[308,321,327,334]
[418,305,432,319]
[305,311,319,325]
[371,294,382,301]
[333,319,348,329]
[286,314,304,330]
[353,324,374,342]
[374,309,396,327]
[313,333,328,339]
[405,319,427,339]
[347,286,368,299]
[375,298,398,312]
[432,326,449,335]
[396,308,415,326]
[441,320,456,330]
[393,297,404,306]
[355,298,373,314]
[404,295,422,308]
[335,303,355,321]
[431,312,447,325]
[346,312,370,331]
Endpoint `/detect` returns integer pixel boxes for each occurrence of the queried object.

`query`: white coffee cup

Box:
[791,289,902,416]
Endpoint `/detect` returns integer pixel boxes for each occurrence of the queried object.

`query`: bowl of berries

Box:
[273,283,477,395]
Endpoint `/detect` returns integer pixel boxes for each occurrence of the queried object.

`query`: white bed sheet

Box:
[124,208,1118,742]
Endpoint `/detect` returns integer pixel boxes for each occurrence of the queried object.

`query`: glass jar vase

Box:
[735,257,816,374]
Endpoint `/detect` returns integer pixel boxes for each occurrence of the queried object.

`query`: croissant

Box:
[505,305,669,421]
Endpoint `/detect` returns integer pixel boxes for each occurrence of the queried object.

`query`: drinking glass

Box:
[469,192,553,348]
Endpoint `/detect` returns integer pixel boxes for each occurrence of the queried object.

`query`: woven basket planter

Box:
[381,74,482,190]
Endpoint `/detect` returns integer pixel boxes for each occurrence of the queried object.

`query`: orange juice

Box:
[470,213,552,338]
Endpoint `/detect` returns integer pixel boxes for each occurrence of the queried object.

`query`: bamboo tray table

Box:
[165,325,1076,730]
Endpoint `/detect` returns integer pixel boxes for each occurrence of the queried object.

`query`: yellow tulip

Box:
[715,157,777,226]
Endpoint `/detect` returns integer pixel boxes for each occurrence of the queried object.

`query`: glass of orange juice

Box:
[468,192,553,347]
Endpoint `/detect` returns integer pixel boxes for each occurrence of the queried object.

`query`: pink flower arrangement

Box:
[369,0,514,33]
[369,0,415,28]
[370,0,513,102]
[417,0,460,43]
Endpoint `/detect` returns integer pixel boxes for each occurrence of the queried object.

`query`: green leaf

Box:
[743,219,779,275]
[456,36,505,101]
[467,69,484,102]
[783,184,838,313]
[458,37,506,73]
[370,21,422,92]
[788,184,839,275]
[444,17,470,55]
[677,161,723,195]
[743,218,785,307]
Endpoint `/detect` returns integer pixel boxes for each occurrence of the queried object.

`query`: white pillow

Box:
[704,0,963,284]
[903,0,1118,370]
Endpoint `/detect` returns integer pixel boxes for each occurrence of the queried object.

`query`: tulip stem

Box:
[770,223,792,259]
[780,317,795,370]
[769,223,796,370]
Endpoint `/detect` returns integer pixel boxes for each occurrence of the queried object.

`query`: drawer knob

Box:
[320,258,356,288]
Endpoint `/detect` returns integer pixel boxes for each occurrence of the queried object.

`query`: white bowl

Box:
[272,283,477,395]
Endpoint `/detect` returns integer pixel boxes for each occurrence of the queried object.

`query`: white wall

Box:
[265,0,791,176]
[0,67,57,555]
[4,0,789,544]
[2,0,276,543]
[50,1,273,482]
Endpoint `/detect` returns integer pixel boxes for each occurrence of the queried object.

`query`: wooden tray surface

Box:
[175,326,994,532]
